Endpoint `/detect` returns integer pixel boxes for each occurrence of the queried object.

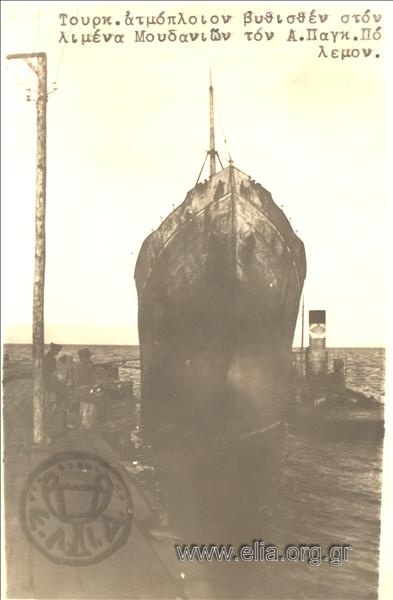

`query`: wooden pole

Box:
[7,53,48,444]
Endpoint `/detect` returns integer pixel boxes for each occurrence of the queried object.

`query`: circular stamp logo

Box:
[20,451,133,566]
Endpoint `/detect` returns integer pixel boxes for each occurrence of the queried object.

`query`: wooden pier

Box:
[3,376,212,599]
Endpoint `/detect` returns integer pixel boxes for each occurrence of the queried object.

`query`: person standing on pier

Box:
[73,348,96,428]
[73,348,94,390]
[43,343,68,401]
[43,343,68,429]
[43,343,62,385]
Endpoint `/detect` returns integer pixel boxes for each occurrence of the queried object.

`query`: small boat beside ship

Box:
[286,382,384,439]
[287,311,384,440]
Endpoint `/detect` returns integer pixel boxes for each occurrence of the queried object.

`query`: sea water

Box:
[3,345,385,598]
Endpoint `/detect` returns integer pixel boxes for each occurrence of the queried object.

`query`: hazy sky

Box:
[2,1,391,346]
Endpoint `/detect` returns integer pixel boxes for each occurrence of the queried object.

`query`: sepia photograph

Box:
[2,1,392,598]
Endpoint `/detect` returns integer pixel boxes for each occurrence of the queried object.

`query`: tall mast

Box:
[301,295,305,353]
[209,70,216,177]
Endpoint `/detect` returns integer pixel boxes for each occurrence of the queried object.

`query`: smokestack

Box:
[307,310,328,378]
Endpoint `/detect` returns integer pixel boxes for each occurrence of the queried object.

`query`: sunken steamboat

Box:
[134,81,307,442]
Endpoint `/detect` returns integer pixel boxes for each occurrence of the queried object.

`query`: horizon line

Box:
[2,342,387,350]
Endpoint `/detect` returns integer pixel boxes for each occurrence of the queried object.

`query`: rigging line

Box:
[8,7,41,94]
[6,63,33,93]
[194,152,209,188]
[54,38,67,84]
[218,113,233,164]
[54,4,81,85]
[183,151,210,210]
[28,7,42,94]
[155,151,209,250]
[216,153,224,170]
[33,8,41,54]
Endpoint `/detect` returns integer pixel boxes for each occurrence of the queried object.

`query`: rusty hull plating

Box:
[134,165,306,441]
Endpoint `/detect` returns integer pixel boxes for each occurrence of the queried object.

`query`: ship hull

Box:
[135,166,306,441]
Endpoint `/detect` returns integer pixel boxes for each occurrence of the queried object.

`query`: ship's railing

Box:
[291,349,348,384]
